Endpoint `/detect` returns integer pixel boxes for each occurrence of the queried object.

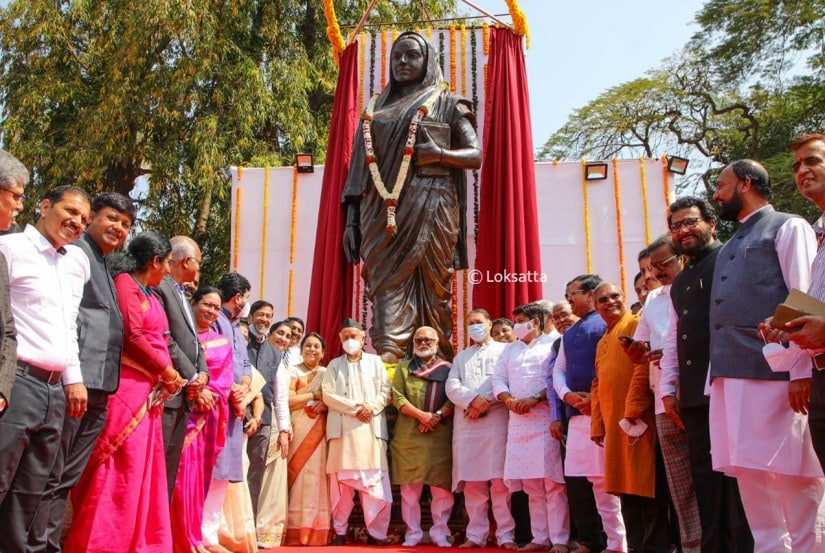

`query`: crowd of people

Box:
[0,135,824,553]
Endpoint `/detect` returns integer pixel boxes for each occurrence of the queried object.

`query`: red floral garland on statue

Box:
[363,82,448,236]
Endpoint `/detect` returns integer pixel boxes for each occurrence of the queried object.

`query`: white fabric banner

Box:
[230,159,672,348]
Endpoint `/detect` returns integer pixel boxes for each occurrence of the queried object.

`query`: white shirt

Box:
[0,225,90,385]
[492,333,555,399]
[633,285,671,414]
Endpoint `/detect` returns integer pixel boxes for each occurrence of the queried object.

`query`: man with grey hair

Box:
[0,149,25,417]
[154,235,209,496]
[535,299,560,339]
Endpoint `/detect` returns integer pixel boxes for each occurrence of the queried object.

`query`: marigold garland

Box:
[449,26,457,93]
[287,269,294,316]
[358,34,366,116]
[581,160,593,273]
[363,82,447,236]
[460,25,467,96]
[504,0,530,48]
[451,275,459,354]
[392,29,398,43]
[639,157,651,244]
[237,165,243,181]
[425,27,432,40]
[289,165,298,264]
[233,186,242,270]
[260,167,270,297]
[482,22,490,55]
[322,0,346,65]
[612,159,627,297]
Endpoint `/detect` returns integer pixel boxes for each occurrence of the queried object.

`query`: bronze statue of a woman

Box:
[342,31,482,363]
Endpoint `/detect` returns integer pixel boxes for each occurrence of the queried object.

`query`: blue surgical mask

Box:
[467,323,488,342]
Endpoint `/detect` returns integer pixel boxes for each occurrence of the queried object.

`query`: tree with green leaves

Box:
[538,0,825,225]
[0,0,456,285]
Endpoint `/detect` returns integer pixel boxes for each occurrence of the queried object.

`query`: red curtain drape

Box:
[473,28,543,319]
[306,42,360,362]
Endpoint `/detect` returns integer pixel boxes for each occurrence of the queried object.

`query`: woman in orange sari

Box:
[285,332,331,545]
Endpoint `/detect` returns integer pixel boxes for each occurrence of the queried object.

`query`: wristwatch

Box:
[435,409,443,417]
[531,392,542,401]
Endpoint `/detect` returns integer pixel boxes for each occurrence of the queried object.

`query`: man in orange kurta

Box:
[590,283,669,553]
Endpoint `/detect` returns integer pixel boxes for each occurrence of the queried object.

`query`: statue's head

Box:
[388,31,443,91]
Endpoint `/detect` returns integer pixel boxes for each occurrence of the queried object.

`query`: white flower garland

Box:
[363,82,448,236]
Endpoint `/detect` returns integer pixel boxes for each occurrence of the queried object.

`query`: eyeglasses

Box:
[669,217,702,232]
[597,293,622,304]
[650,254,680,270]
[187,256,202,267]
[1,187,25,203]
[564,289,588,301]
[414,337,437,345]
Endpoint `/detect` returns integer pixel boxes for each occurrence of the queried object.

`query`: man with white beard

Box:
[391,326,455,547]
[446,309,516,549]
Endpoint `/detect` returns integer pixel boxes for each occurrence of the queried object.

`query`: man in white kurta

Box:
[322,319,392,544]
[493,303,569,553]
[446,309,516,549]
[709,160,825,553]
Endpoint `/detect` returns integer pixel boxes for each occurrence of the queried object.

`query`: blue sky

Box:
[468,0,707,149]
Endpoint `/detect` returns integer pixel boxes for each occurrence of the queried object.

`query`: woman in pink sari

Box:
[65,232,184,553]
[170,286,234,553]
[285,332,331,545]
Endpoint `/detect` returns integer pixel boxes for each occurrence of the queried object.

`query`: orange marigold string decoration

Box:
[322,0,346,66]
[639,157,651,244]
[287,269,294,317]
[259,167,271,297]
[449,26,457,93]
[451,275,459,354]
[482,22,490,55]
[237,165,243,181]
[612,159,627,297]
[233,187,242,270]
[504,0,530,48]
[358,33,366,113]
[581,160,593,273]
[460,25,467,96]
[289,165,298,264]
[363,82,447,236]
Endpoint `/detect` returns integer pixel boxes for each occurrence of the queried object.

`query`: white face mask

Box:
[238,301,251,319]
[762,342,809,374]
[513,321,533,341]
[342,338,362,356]
[467,323,489,342]
[619,417,648,445]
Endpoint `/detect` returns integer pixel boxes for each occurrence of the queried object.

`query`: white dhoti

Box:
[329,469,392,540]
[710,377,825,553]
